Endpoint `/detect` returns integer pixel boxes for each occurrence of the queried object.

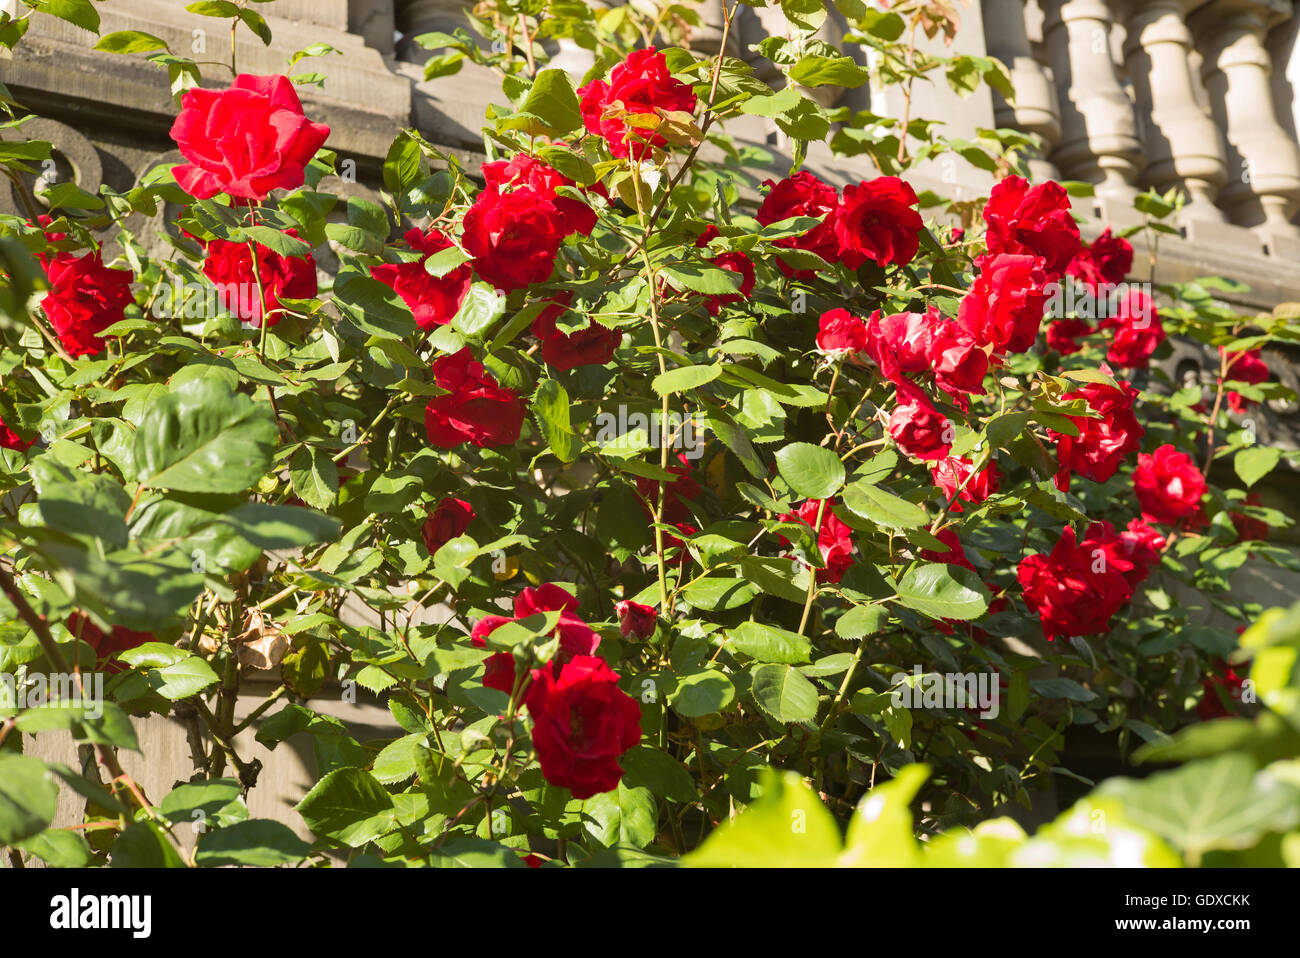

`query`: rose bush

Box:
[0,0,1297,869]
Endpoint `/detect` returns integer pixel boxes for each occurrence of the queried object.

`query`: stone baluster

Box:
[1041,0,1145,214]
[1191,0,1300,254]
[1121,0,1229,228]
[983,0,1063,180]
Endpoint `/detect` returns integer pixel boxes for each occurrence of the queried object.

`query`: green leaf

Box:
[686,769,841,867]
[726,621,812,664]
[652,363,721,397]
[668,669,735,718]
[894,563,989,620]
[110,821,187,868]
[750,664,819,723]
[148,654,221,701]
[0,756,58,845]
[660,263,742,296]
[517,68,583,136]
[841,479,928,529]
[532,378,581,463]
[218,503,341,550]
[94,30,170,54]
[196,820,312,866]
[1096,754,1300,865]
[840,764,928,866]
[133,379,277,494]
[16,828,92,867]
[289,446,338,511]
[789,54,869,88]
[620,746,698,803]
[582,782,657,848]
[1235,446,1280,488]
[453,282,506,338]
[295,767,398,847]
[775,442,845,499]
[36,0,100,33]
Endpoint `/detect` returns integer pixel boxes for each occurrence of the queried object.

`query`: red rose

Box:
[421,497,474,555]
[1048,367,1144,490]
[831,176,923,269]
[982,176,1080,275]
[778,498,856,583]
[1016,523,1134,641]
[531,294,621,371]
[201,230,317,328]
[928,321,989,405]
[482,154,600,237]
[635,453,700,525]
[865,308,938,383]
[957,253,1049,355]
[694,226,755,316]
[424,348,528,448]
[920,528,975,571]
[66,613,152,671]
[42,252,135,358]
[0,415,33,452]
[523,653,642,799]
[169,74,330,202]
[1196,659,1248,720]
[371,227,471,331]
[1230,493,1270,543]
[931,455,999,511]
[463,183,567,292]
[31,214,67,270]
[816,307,869,358]
[1066,227,1132,291]
[1221,346,1269,385]
[757,171,841,278]
[1115,516,1166,585]
[578,47,698,161]
[1098,289,1164,367]
[1134,443,1206,525]
[887,380,952,461]
[615,600,657,640]
[1045,317,1092,355]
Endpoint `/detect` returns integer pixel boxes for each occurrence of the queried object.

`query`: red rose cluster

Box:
[959,176,1079,363]
[579,47,698,160]
[816,304,989,461]
[1017,519,1164,641]
[757,170,924,275]
[170,74,330,202]
[472,584,641,798]
[371,227,471,331]
[462,154,601,292]
[201,230,317,328]
[424,348,527,449]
